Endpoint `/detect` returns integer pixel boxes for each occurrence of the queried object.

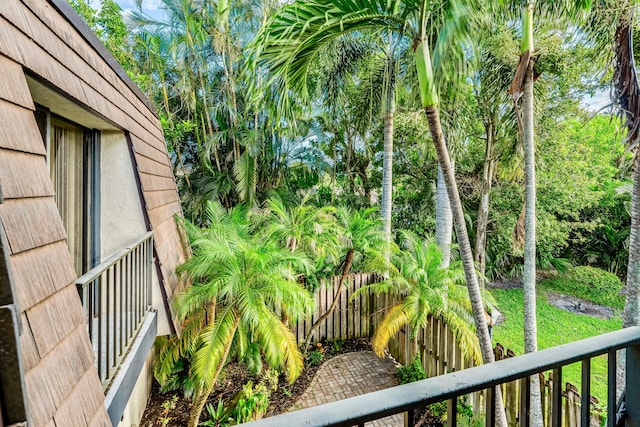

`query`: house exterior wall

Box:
[0,1,189,425]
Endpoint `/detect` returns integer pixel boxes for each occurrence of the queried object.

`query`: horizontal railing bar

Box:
[76,232,153,286]
[240,327,640,427]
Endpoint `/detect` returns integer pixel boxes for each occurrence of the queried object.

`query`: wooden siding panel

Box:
[10,241,76,311]
[21,0,159,127]
[145,189,181,210]
[135,152,175,179]
[3,3,163,145]
[24,365,57,426]
[131,136,172,165]
[89,405,111,427]
[0,198,66,255]
[0,100,46,155]
[19,313,40,372]
[0,149,54,199]
[0,55,34,109]
[54,368,107,427]
[139,173,179,192]
[148,201,183,228]
[24,325,101,427]
[25,285,83,358]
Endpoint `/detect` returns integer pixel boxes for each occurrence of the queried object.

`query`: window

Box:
[35,109,100,275]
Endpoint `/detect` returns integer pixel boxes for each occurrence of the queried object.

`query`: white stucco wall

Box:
[117,349,155,427]
[100,131,171,337]
[100,131,147,258]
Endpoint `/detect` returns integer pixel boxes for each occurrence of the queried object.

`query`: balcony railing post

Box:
[626,344,640,426]
[76,232,154,389]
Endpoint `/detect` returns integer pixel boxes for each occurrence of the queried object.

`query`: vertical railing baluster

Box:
[116,260,122,359]
[111,266,116,373]
[447,398,457,427]
[87,279,93,344]
[406,408,415,427]
[122,255,131,347]
[127,251,133,344]
[520,376,530,427]
[552,367,562,427]
[485,387,495,426]
[147,236,153,309]
[608,351,616,427]
[106,266,112,382]
[136,245,141,325]
[97,272,103,382]
[581,358,591,427]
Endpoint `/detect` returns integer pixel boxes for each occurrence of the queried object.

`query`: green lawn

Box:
[490,288,622,406]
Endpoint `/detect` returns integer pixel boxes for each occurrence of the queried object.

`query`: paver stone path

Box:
[290,351,404,426]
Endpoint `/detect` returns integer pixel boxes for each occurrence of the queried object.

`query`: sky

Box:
[89,0,165,20]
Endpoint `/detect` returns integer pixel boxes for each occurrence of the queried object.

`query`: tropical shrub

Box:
[539,266,625,309]
[397,357,426,384]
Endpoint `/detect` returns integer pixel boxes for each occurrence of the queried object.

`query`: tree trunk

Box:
[424,106,507,426]
[381,93,395,260]
[305,250,355,343]
[474,124,495,283]
[521,3,542,424]
[187,317,240,427]
[624,149,640,329]
[435,164,453,268]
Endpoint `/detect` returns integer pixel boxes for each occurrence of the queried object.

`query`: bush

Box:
[306,349,324,366]
[397,358,426,384]
[540,266,624,309]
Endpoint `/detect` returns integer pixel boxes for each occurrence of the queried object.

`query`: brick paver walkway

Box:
[290,351,404,427]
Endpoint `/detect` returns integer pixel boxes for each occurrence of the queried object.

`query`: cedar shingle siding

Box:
[0,1,188,425]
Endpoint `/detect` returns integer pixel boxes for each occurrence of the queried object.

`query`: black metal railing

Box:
[76,232,154,389]
[240,327,640,427]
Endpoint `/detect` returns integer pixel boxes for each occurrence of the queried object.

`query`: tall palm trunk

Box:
[624,151,640,329]
[474,121,495,282]
[435,164,453,268]
[188,317,240,427]
[381,92,395,259]
[520,2,543,423]
[415,37,506,425]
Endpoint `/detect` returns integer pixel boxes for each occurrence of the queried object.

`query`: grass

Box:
[490,287,622,406]
[538,267,625,310]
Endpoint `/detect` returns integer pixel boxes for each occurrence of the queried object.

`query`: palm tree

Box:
[363,231,485,366]
[509,2,590,421]
[250,2,507,422]
[305,207,393,343]
[166,201,314,427]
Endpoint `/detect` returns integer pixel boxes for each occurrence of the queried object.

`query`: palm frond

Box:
[372,303,412,356]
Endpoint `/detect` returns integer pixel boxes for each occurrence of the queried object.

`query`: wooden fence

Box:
[294,273,604,426]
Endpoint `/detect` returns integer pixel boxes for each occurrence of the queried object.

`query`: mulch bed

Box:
[140,338,376,426]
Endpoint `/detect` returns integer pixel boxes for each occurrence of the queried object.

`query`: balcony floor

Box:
[290,351,404,426]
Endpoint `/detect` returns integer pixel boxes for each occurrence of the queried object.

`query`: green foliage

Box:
[157,395,178,426]
[331,340,343,354]
[306,350,324,366]
[397,357,426,384]
[363,232,483,365]
[429,397,473,419]
[484,115,629,279]
[229,382,270,424]
[539,266,625,309]
[202,400,231,427]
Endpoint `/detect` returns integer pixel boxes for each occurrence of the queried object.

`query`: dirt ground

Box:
[140,338,373,426]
